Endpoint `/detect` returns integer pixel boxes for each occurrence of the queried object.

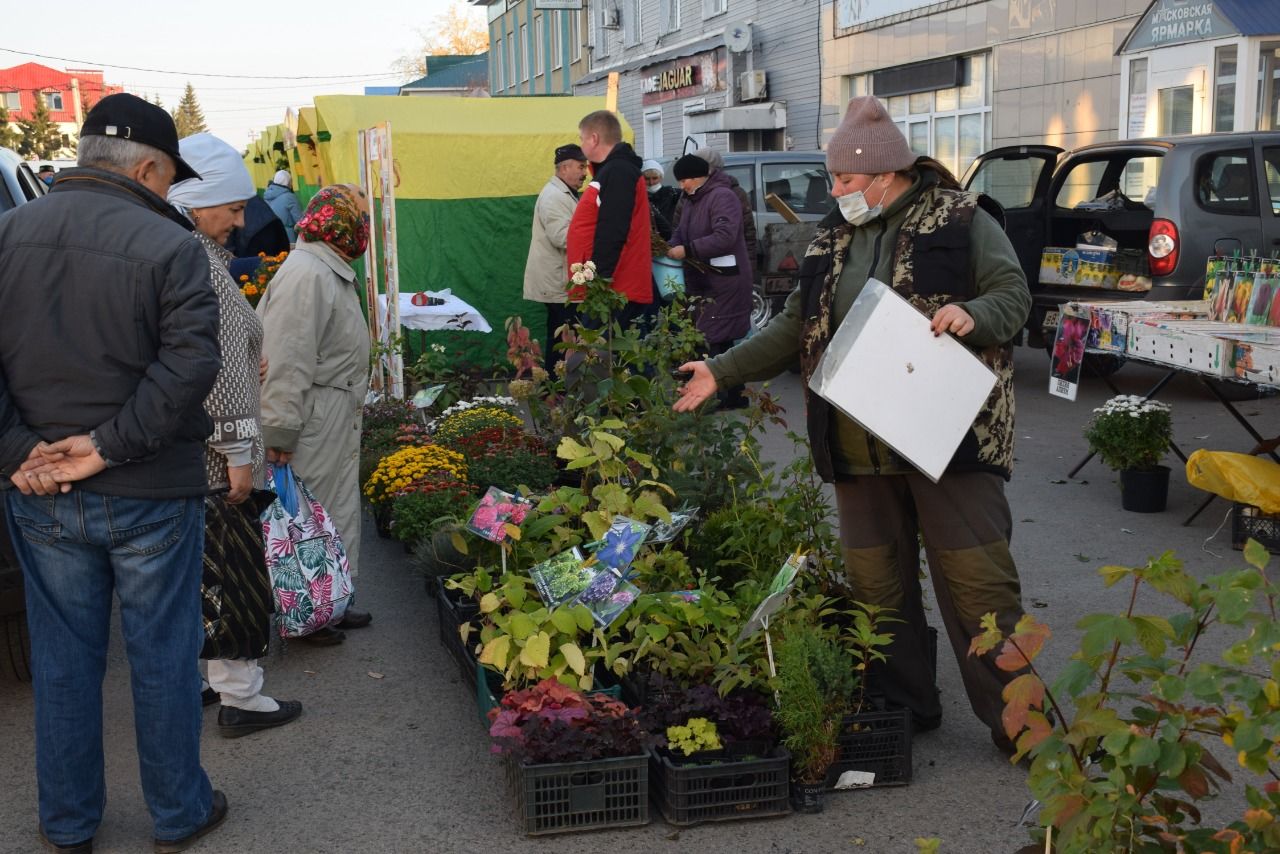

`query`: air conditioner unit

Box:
[739,70,768,102]
[601,7,620,29]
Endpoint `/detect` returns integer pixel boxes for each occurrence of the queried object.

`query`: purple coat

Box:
[671,170,752,344]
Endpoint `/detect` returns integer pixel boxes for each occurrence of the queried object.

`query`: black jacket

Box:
[227,194,290,281]
[590,142,644,279]
[0,167,222,497]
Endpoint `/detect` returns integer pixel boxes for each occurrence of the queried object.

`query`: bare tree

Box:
[393,2,489,80]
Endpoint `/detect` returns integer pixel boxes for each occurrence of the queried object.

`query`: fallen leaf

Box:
[1194,434,1209,440]
[367,671,385,679]
[1021,518,1035,523]
[1049,479,1068,484]
[1077,480,1089,485]
[1121,528,1134,535]
[1073,553,1091,562]
[303,670,317,675]
[1031,599,1049,608]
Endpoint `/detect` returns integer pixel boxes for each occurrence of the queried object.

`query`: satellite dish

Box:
[724,21,753,54]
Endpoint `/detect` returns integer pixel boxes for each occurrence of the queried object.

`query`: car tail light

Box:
[1148,218,1178,277]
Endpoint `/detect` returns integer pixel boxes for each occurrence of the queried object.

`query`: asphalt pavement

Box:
[1,345,1276,854]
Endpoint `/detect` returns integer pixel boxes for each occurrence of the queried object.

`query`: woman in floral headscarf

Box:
[258,184,373,645]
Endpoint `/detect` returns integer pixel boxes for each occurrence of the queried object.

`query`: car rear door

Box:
[961,145,1061,291]
[1260,139,1280,254]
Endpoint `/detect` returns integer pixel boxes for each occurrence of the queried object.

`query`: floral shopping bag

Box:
[262,464,354,638]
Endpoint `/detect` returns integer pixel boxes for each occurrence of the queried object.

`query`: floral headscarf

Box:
[296,184,370,259]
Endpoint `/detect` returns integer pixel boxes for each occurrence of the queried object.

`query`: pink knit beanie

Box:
[826,96,917,175]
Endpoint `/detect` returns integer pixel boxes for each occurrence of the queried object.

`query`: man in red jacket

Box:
[567,110,654,330]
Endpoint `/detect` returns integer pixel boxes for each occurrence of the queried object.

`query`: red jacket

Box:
[566,142,652,304]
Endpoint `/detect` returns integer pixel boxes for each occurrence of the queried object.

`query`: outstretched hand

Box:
[672,361,718,413]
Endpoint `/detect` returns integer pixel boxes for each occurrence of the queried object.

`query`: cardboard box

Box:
[1234,342,1280,385]
[1040,247,1121,289]
[1126,320,1235,376]
[1069,300,1210,353]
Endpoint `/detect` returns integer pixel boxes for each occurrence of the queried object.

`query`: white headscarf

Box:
[641,158,664,177]
[272,169,292,188]
[167,133,255,212]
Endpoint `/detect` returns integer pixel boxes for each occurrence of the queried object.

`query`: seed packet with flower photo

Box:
[466,486,532,544]
[571,571,641,628]
[585,515,651,573]
[646,507,698,545]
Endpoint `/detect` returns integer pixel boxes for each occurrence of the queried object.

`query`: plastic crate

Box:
[651,747,791,825]
[434,576,478,690]
[506,749,650,835]
[825,706,912,789]
[476,660,623,730]
[1231,503,1280,553]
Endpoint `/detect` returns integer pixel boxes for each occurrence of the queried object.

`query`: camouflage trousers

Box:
[834,471,1024,740]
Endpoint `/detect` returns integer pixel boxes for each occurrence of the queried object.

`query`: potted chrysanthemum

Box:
[1083,395,1173,512]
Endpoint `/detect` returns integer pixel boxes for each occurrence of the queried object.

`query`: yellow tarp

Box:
[310,95,626,200]
[1186,450,1280,514]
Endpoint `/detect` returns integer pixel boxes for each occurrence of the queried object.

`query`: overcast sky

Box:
[2,0,483,149]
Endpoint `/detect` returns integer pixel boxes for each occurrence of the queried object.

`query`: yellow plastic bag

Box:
[1185,450,1280,514]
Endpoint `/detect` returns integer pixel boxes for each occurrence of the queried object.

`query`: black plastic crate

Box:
[825,706,912,789]
[506,749,650,835]
[651,747,791,826]
[1231,503,1280,553]
[434,576,478,690]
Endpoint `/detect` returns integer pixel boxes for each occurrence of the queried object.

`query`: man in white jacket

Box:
[523,144,588,374]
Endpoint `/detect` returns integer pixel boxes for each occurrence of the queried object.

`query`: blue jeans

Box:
[4,490,213,845]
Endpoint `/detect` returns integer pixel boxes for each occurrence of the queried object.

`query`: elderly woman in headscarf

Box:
[258,184,372,646]
[642,158,679,239]
[168,132,303,737]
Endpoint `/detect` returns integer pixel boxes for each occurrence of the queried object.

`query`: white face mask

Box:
[837,177,890,226]
[647,183,660,195]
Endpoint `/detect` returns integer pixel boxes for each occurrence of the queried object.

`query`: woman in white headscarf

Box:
[169,133,302,738]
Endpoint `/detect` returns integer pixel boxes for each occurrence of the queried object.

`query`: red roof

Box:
[0,62,123,123]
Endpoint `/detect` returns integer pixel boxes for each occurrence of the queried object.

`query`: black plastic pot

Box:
[1120,465,1170,513]
[790,781,825,814]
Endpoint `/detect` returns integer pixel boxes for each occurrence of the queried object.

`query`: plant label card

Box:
[466,486,531,544]
[646,507,698,545]
[737,550,806,643]
[1049,305,1089,401]
[411,384,446,409]
[808,278,997,483]
[586,515,652,573]
[528,547,591,609]
[572,571,642,628]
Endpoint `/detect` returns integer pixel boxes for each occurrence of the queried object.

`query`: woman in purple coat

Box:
[667,153,753,409]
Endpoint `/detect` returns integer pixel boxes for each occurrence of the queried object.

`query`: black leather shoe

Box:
[218,700,302,738]
[40,829,92,853]
[201,687,219,708]
[298,626,345,646]
[336,609,372,629]
[153,789,227,853]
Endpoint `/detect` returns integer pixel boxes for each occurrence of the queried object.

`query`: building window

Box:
[552,12,563,70]
[1128,57,1148,137]
[1259,42,1280,131]
[683,99,707,151]
[572,9,582,62]
[508,35,518,91]
[849,53,990,179]
[535,15,545,76]
[644,108,663,158]
[595,4,610,58]
[662,0,680,32]
[520,23,530,82]
[624,0,642,47]
[1158,85,1193,136]
[494,38,505,91]
[43,92,63,111]
[1,92,19,111]
[703,0,728,19]
[1214,45,1237,133]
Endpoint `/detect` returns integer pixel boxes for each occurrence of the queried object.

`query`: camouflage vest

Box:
[797,184,1016,482]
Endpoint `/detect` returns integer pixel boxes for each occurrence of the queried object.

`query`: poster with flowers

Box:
[528,547,592,609]
[466,486,531,544]
[1049,304,1089,401]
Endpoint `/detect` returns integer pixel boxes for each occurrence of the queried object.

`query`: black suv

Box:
[962,132,1280,352]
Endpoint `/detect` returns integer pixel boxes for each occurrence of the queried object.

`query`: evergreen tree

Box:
[16,92,67,159]
[0,102,18,151]
[171,83,207,139]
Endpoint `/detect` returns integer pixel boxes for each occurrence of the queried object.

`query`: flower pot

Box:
[789,781,825,814]
[1119,465,1170,513]
[372,504,393,539]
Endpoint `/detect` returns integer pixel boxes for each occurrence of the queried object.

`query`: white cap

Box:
[272,170,292,187]
[167,133,256,210]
